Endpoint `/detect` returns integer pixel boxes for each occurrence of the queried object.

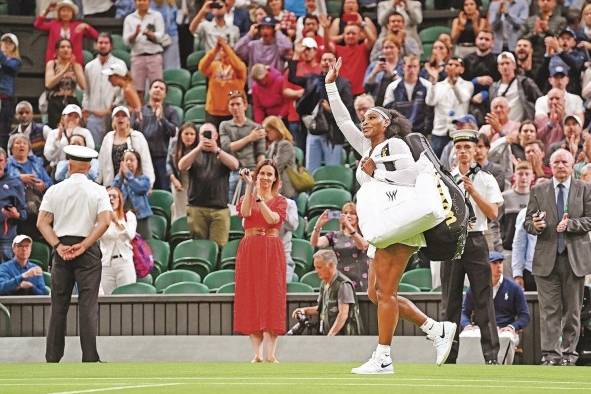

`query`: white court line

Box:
[47,383,181,394]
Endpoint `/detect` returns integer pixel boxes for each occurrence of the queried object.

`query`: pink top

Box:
[34,16,99,65]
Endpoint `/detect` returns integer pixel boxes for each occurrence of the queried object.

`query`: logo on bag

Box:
[386,190,397,201]
[437,180,457,225]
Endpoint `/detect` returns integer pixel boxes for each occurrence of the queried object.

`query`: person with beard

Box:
[369,10,420,62]
[514,38,538,79]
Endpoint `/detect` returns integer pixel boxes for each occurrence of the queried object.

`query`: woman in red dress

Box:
[234,159,287,363]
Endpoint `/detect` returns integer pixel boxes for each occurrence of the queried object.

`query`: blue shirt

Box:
[0,258,47,295]
[112,172,153,220]
[512,208,536,276]
[0,51,21,97]
[150,1,178,37]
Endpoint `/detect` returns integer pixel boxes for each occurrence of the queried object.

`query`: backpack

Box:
[404,133,470,261]
[131,234,154,278]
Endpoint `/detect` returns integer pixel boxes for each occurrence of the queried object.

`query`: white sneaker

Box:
[427,321,457,366]
[351,352,394,374]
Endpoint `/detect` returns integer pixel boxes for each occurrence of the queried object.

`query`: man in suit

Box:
[524,148,591,365]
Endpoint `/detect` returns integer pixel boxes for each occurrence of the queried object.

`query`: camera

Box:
[378,56,386,63]
[4,204,14,210]
[287,311,314,335]
[210,1,224,9]
[202,130,212,139]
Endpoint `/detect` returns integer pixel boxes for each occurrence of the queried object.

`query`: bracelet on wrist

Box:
[53,242,61,249]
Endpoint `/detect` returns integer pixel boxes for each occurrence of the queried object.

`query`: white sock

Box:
[420,318,440,336]
[375,344,391,358]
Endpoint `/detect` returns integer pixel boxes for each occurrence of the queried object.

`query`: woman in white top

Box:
[100,186,137,295]
[325,58,456,374]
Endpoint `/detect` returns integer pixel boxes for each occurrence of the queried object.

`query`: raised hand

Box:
[325,57,342,84]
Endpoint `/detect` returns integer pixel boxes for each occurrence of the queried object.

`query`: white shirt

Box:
[82,55,127,113]
[497,80,524,122]
[44,127,95,167]
[553,176,571,213]
[100,210,137,266]
[39,173,112,237]
[425,78,473,137]
[492,275,504,299]
[82,0,112,16]
[535,93,585,117]
[123,9,165,56]
[451,166,504,232]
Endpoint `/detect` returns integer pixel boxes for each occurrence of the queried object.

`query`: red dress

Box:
[234,195,287,335]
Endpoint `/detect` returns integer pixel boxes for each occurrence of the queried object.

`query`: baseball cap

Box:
[452,114,478,127]
[488,251,505,263]
[64,145,98,162]
[564,114,583,127]
[102,63,127,77]
[260,16,276,27]
[301,37,318,49]
[1,33,19,48]
[62,104,82,117]
[112,105,130,118]
[558,28,576,38]
[12,235,32,248]
[549,57,570,77]
[496,51,515,64]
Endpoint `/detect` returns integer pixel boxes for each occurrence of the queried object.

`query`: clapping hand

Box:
[325,57,342,84]
[239,168,253,185]
[556,213,568,233]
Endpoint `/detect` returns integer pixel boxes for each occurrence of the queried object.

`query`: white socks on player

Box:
[420,318,442,337]
[375,344,391,358]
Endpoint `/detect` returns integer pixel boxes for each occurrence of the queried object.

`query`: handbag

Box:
[286,165,315,192]
[131,233,154,278]
[356,154,446,249]
[160,33,173,48]
[301,103,330,135]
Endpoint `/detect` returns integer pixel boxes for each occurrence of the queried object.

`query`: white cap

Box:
[56,0,79,16]
[1,33,19,48]
[497,51,515,64]
[12,235,32,248]
[62,104,82,117]
[64,145,98,162]
[564,114,583,127]
[102,63,127,77]
[301,37,318,49]
[112,106,130,118]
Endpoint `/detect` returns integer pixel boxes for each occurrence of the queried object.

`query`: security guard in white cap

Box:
[440,129,504,364]
[37,145,112,363]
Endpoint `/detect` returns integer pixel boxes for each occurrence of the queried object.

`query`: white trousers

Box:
[101,257,136,295]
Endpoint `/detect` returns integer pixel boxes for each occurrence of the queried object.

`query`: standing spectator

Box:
[219,91,266,200]
[327,0,377,46]
[44,39,87,129]
[235,16,292,89]
[34,0,99,65]
[295,2,325,42]
[0,148,26,262]
[267,0,297,40]
[488,0,529,53]
[116,0,137,18]
[177,123,239,247]
[353,94,374,127]
[102,63,143,117]
[98,106,155,187]
[133,79,180,190]
[500,160,533,251]
[534,60,585,120]
[167,123,197,221]
[363,37,403,103]
[281,198,299,282]
[263,116,296,199]
[524,149,591,365]
[198,37,247,129]
[189,0,240,52]
[425,57,473,157]
[420,40,451,83]
[10,101,50,160]
[383,54,432,135]
[112,150,153,240]
[54,134,100,182]
[370,11,420,62]
[83,0,116,17]
[463,30,500,88]
[251,64,287,123]
[310,203,370,291]
[519,0,566,68]
[515,38,537,79]
[525,139,552,179]
[123,0,165,98]
[0,33,21,150]
[224,0,251,37]
[512,207,537,291]
[83,33,128,147]
[151,0,180,70]
[475,133,506,192]
[0,235,47,296]
[479,96,520,143]
[99,186,137,295]
[234,160,287,363]
[377,0,423,52]
[451,0,489,57]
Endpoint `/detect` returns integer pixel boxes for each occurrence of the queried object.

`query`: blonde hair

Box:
[340,202,359,232]
[262,116,293,143]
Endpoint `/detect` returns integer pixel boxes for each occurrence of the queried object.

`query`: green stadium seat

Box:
[136,273,153,284]
[30,242,51,271]
[306,188,352,217]
[220,239,241,269]
[164,69,191,92]
[0,4,8,15]
[191,71,207,87]
[296,192,308,217]
[216,282,236,293]
[112,34,127,51]
[43,272,52,288]
[172,239,218,278]
[149,190,173,222]
[312,165,354,191]
[154,269,201,293]
[290,272,299,282]
[148,239,170,276]
[183,86,207,110]
[169,217,192,248]
[203,269,235,292]
[291,239,314,276]
[229,215,244,240]
[0,303,11,336]
[421,43,433,63]
[165,86,184,108]
[186,50,206,70]
[401,268,432,291]
[149,215,168,241]
[112,49,131,69]
[184,104,206,124]
[398,283,422,292]
[300,271,321,290]
[112,282,157,295]
[163,281,209,294]
[295,146,304,166]
[83,50,94,65]
[305,215,340,238]
[287,282,315,293]
[419,26,451,44]
[171,105,184,124]
[292,216,305,239]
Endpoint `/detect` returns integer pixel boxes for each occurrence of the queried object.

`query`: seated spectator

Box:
[133,79,179,190]
[420,40,450,83]
[198,37,247,129]
[0,148,26,262]
[0,33,21,149]
[383,54,432,135]
[363,36,403,103]
[535,60,585,121]
[524,139,552,179]
[488,0,529,53]
[10,101,50,161]
[291,249,363,335]
[512,207,537,291]
[451,0,488,57]
[546,114,585,161]
[34,0,98,65]
[281,198,299,282]
[264,116,296,199]
[267,0,297,40]
[537,29,585,94]
[460,251,530,364]
[479,96,520,143]
[151,0,180,70]
[99,186,137,295]
[499,161,534,252]
[519,0,566,68]
[219,91,266,200]
[44,104,94,169]
[123,0,165,98]
[54,134,100,182]
[44,39,87,129]
[98,106,154,187]
[377,0,422,52]
[251,64,287,123]
[189,0,240,52]
[369,10,419,62]
[112,150,152,240]
[0,235,48,296]
[102,63,142,117]
[328,0,376,47]
[177,123,239,247]
[167,123,197,221]
[310,203,369,291]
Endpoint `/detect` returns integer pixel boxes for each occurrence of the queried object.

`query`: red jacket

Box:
[34,16,99,65]
[252,67,287,123]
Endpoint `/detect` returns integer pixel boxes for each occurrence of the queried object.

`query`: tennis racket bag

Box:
[404,133,469,261]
